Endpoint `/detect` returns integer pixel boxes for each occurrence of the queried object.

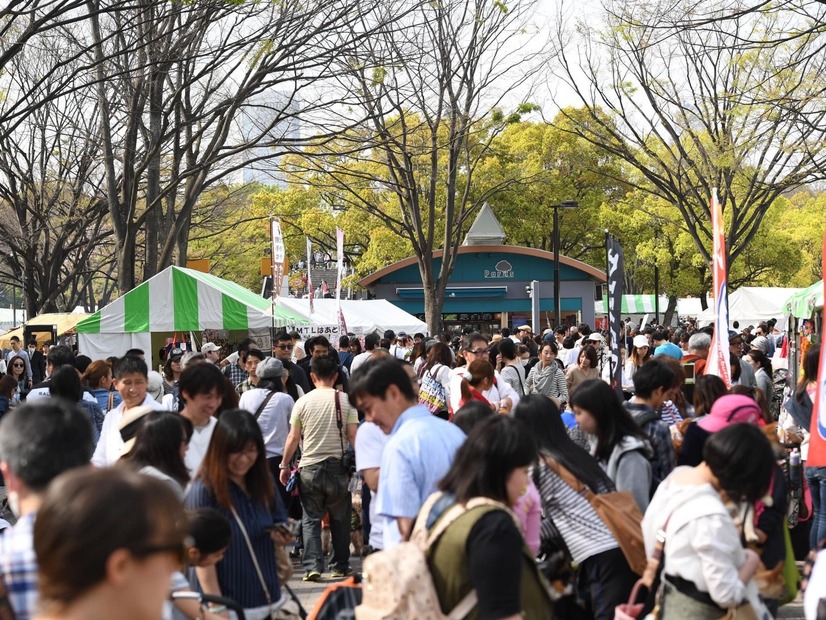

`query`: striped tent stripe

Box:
[76,266,306,334]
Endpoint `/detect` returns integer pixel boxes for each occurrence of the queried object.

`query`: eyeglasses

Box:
[11,363,23,368]
[467,348,489,356]
[132,541,187,564]
[275,344,294,350]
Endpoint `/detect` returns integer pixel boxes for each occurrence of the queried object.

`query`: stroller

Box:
[172,585,307,619]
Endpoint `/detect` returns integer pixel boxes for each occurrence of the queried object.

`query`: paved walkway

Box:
[283,550,806,618]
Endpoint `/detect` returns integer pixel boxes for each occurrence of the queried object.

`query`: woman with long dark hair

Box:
[515,394,638,619]
[121,410,191,497]
[418,342,453,414]
[185,409,290,619]
[427,415,553,618]
[624,335,651,382]
[565,346,599,397]
[569,379,653,510]
[745,348,773,403]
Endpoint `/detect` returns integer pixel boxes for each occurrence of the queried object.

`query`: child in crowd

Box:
[168,508,232,620]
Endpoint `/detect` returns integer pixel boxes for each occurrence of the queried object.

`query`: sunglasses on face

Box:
[132,541,187,564]
[275,344,294,350]
[12,363,23,368]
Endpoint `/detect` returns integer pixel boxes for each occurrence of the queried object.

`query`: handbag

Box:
[418,364,448,414]
[543,456,647,576]
[275,543,294,583]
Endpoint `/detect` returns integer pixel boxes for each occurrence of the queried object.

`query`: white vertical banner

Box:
[306,237,314,315]
[335,228,348,334]
[270,218,285,304]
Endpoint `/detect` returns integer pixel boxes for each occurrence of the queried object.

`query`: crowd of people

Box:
[0,318,817,619]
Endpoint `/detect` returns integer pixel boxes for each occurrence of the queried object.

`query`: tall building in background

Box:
[238,91,302,187]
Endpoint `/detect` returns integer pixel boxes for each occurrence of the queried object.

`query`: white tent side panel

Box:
[78,333,153,361]
[276,299,427,335]
[148,270,175,332]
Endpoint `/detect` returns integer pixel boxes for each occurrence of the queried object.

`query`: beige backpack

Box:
[355,492,514,620]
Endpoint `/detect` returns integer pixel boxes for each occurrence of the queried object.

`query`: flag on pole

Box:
[336,228,348,334]
[270,218,285,304]
[705,188,732,387]
[306,237,314,315]
[606,234,624,399]
[807,227,826,466]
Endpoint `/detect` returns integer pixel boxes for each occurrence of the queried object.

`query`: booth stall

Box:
[76,266,306,366]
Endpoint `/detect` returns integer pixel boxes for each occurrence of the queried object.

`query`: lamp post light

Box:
[552,200,579,329]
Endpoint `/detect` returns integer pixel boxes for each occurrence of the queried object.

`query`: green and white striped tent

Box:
[595,295,668,315]
[76,266,306,362]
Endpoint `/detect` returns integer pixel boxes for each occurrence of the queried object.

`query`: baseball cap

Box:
[632,335,649,349]
[697,395,764,433]
[587,333,605,343]
[201,342,220,353]
[517,325,531,331]
[168,347,184,360]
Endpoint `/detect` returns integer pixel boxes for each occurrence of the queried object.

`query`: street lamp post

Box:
[553,200,579,328]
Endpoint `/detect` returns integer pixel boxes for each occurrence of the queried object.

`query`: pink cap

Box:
[697,394,764,433]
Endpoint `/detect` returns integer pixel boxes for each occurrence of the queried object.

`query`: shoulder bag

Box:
[335,391,356,474]
[229,505,302,620]
[542,455,647,576]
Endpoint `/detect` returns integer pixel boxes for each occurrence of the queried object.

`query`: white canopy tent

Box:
[696,286,802,331]
[276,298,427,336]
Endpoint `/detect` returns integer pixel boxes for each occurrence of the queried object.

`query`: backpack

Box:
[355,493,508,620]
[418,365,448,416]
[629,408,667,498]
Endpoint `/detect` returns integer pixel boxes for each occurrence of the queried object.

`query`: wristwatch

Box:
[278,465,290,470]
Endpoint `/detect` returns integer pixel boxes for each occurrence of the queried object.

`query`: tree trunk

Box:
[663,295,678,326]
[117,236,137,294]
[423,286,443,336]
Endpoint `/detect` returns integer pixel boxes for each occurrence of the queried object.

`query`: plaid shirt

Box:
[222,362,248,388]
[0,512,38,620]
[236,378,255,395]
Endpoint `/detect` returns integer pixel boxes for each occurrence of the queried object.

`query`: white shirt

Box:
[642,468,759,608]
[183,416,217,476]
[239,389,293,458]
[448,367,521,413]
[355,422,396,550]
[349,350,374,375]
[91,394,165,467]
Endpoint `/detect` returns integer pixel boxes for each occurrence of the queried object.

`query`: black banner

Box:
[606,235,624,399]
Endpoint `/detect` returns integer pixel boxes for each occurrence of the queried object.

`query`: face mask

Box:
[28,348,35,354]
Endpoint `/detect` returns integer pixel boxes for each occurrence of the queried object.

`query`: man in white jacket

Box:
[91,356,164,467]
[448,332,521,413]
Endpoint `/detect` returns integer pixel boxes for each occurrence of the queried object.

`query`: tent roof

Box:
[76,266,306,334]
[785,281,823,318]
[0,313,89,348]
[595,295,669,315]
[697,286,803,328]
[276,298,427,335]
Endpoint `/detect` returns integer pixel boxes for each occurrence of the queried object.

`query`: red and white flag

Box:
[335,228,348,334]
[807,227,826,466]
[306,237,314,315]
[705,188,732,387]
